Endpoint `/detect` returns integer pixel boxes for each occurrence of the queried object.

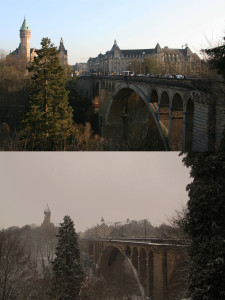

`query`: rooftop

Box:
[20,17,30,31]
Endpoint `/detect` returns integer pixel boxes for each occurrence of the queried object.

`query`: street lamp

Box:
[142,52,145,75]
[104,60,108,75]
[181,44,188,74]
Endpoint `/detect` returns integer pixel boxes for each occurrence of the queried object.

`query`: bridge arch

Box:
[125,245,131,259]
[150,89,159,105]
[140,248,147,293]
[97,244,144,298]
[170,92,184,150]
[158,90,170,141]
[131,246,139,271]
[104,83,168,150]
[184,98,194,151]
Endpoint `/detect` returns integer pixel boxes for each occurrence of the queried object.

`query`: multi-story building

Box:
[11,18,68,65]
[73,62,88,74]
[87,40,200,75]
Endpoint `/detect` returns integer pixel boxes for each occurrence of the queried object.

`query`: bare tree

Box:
[0,50,8,60]
[0,230,36,300]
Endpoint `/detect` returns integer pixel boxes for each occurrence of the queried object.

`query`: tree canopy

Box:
[49,216,84,299]
[182,152,225,299]
[203,37,225,80]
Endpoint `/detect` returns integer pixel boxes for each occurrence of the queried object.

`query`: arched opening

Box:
[150,89,159,113]
[104,87,165,150]
[171,93,184,150]
[159,91,170,144]
[125,246,131,259]
[93,82,99,112]
[97,246,143,299]
[185,98,194,151]
[132,247,138,271]
[140,248,147,293]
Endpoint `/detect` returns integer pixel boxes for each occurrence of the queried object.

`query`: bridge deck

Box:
[81,237,187,247]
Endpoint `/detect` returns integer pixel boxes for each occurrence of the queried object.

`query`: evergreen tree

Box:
[21,38,73,150]
[50,216,84,300]
[203,37,225,147]
[182,151,225,299]
[204,37,225,80]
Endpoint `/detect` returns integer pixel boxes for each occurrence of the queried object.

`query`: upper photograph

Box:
[0,0,224,151]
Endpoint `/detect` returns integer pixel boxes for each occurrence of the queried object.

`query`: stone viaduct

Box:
[79,237,187,300]
[76,75,225,151]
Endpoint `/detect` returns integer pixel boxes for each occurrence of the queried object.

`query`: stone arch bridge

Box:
[76,75,225,151]
[79,237,187,300]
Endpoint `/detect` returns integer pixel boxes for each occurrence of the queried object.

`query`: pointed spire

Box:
[20,17,30,30]
[44,203,50,213]
[59,38,66,52]
[155,42,162,53]
[111,39,120,52]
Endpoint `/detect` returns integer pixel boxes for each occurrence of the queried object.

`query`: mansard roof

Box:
[20,17,30,30]
[162,46,193,57]
[111,39,121,52]
[121,48,155,56]
[90,42,197,61]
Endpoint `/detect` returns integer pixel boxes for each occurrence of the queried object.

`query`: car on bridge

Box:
[146,73,155,77]
[174,74,184,79]
[162,74,173,78]
[122,71,134,76]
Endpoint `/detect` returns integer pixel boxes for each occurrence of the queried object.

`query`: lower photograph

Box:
[0,151,224,299]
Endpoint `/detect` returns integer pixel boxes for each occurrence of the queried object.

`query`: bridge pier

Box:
[168,107,172,150]
[137,255,140,278]
[146,258,150,297]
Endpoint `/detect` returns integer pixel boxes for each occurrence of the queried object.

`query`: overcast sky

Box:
[0,153,191,232]
[1,0,225,64]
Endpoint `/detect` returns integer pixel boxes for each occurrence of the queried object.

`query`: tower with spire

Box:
[20,17,31,61]
[11,17,37,62]
[11,18,68,65]
[58,38,68,65]
[41,204,52,229]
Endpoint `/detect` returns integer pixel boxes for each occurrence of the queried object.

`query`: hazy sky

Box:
[1,0,225,64]
[0,153,191,232]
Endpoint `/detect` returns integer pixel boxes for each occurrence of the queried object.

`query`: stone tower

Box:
[58,38,68,65]
[42,204,51,228]
[19,17,31,62]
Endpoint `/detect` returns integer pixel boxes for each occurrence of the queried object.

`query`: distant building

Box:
[73,62,88,74]
[87,40,200,75]
[10,18,68,65]
[41,204,54,229]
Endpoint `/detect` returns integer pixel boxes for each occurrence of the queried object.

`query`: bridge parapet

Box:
[79,74,220,93]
